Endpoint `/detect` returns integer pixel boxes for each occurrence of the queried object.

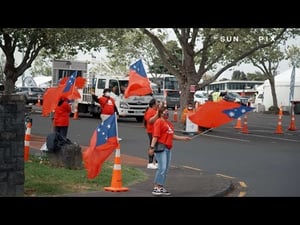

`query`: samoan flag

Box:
[63,71,77,93]
[222,104,254,119]
[82,114,118,179]
[124,59,152,98]
[189,100,254,128]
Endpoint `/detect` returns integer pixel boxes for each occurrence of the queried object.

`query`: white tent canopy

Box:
[15,75,52,88]
[262,67,300,110]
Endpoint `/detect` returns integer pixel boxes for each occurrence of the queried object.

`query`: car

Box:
[222,91,249,106]
[193,90,208,104]
[15,86,45,105]
[151,86,180,109]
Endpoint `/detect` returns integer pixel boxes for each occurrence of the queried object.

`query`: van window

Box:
[97,79,106,89]
[166,90,180,97]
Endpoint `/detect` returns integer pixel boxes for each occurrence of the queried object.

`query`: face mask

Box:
[188,107,193,110]
[104,92,110,97]
[163,111,169,119]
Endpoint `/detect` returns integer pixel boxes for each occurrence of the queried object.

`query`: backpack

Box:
[46,132,72,153]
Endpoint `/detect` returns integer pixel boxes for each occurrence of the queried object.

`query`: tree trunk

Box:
[269,77,279,110]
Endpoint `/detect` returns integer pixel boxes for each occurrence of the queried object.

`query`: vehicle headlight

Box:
[120,102,129,109]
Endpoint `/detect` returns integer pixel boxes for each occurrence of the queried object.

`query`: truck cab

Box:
[78,75,153,122]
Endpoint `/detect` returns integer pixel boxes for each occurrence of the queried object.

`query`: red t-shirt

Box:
[144,107,157,134]
[54,100,71,126]
[98,96,116,115]
[152,118,174,149]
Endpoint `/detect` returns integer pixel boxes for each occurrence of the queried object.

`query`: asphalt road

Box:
[29,109,300,196]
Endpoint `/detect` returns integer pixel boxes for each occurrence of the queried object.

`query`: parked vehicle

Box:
[15,86,45,105]
[165,89,180,109]
[193,90,208,104]
[222,91,249,106]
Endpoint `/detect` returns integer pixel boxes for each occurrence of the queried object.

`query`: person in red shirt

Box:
[53,96,72,138]
[92,88,119,121]
[149,106,191,196]
[144,98,161,169]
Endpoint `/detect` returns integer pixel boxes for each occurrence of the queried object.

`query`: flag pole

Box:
[114,112,120,142]
[71,70,77,98]
[190,128,214,139]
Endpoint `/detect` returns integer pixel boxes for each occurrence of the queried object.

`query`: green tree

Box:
[141,28,288,107]
[30,50,76,77]
[245,44,285,110]
[285,45,300,67]
[0,28,122,94]
[246,72,265,81]
[232,70,247,80]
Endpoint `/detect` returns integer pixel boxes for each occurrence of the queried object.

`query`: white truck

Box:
[77,75,153,122]
[52,59,154,122]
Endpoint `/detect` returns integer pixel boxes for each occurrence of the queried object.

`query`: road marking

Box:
[204,134,250,142]
[243,133,300,142]
[182,165,203,171]
[216,173,235,179]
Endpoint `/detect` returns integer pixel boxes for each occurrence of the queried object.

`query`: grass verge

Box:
[24,155,147,196]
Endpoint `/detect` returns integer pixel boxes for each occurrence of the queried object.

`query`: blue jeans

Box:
[154,147,172,187]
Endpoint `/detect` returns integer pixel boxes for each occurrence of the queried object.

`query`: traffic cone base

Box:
[275,115,283,134]
[240,115,249,134]
[234,117,242,129]
[104,147,129,192]
[288,112,297,131]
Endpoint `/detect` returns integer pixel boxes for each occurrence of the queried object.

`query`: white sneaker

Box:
[152,187,171,196]
[147,163,158,169]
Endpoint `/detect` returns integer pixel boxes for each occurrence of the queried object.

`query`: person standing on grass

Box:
[53,96,72,138]
[149,106,191,196]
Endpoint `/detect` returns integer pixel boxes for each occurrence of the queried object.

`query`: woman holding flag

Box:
[149,106,192,196]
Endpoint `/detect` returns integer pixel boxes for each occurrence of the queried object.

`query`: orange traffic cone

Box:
[73,104,79,120]
[288,108,297,131]
[234,117,242,129]
[173,104,178,122]
[24,121,32,161]
[274,113,283,134]
[241,114,249,134]
[104,144,129,192]
[36,94,42,107]
[279,105,283,116]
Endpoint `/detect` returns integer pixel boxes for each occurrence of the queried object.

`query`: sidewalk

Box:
[29,135,235,197]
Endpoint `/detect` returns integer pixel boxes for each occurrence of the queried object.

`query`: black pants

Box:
[55,126,68,138]
[147,133,157,163]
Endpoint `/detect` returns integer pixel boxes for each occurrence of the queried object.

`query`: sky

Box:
[13,30,299,80]
[74,31,299,80]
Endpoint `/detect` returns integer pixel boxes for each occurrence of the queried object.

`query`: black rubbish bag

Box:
[46,132,72,153]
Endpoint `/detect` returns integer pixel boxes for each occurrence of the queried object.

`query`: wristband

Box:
[150,146,155,149]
